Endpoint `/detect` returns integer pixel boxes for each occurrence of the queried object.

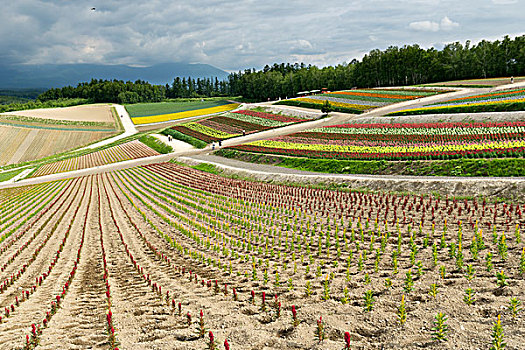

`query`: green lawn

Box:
[0,168,25,182]
[125,99,233,118]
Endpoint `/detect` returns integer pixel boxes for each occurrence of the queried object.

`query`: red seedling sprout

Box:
[224,338,230,350]
[251,290,255,304]
[315,316,325,342]
[208,331,216,350]
[291,305,299,327]
[186,311,192,327]
[199,309,206,337]
[261,292,266,311]
[344,331,351,349]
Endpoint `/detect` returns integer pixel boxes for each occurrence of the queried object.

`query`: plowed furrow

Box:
[38,176,108,349]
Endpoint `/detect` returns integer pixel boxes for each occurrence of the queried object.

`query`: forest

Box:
[31,35,525,104]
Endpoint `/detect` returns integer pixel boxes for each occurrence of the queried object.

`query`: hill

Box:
[0,62,229,89]
[0,104,121,166]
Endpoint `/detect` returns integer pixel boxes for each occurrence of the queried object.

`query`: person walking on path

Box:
[242,129,246,137]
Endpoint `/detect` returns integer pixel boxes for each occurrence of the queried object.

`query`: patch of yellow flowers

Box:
[132,103,239,125]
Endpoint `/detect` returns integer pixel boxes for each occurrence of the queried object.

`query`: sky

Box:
[1,0,524,72]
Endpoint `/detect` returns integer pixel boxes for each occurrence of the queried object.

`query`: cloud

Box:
[409,16,459,32]
[440,16,459,31]
[289,39,325,55]
[491,0,518,4]
[0,0,523,71]
[409,20,440,32]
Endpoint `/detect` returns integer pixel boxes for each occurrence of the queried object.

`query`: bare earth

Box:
[3,104,115,123]
[0,125,114,166]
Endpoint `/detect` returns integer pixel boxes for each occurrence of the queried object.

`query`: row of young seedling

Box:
[20,180,92,349]
[0,179,72,255]
[0,180,60,238]
[119,165,525,308]
[135,164,525,346]
[97,179,119,349]
[106,173,363,349]
[1,181,86,328]
[0,179,83,295]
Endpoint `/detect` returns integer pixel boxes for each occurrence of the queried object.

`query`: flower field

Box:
[130,103,239,125]
[0,162,523,349]
[30,140,159,177]
[276,89,443,114]
[391,88,525,115]
[424,76,525,87]
[169,109,315,143]
[228,121,525,161]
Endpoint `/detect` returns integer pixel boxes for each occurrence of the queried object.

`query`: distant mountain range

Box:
[0,62,230,89]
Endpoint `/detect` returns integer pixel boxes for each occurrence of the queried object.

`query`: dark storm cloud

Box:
[0,0,523,70]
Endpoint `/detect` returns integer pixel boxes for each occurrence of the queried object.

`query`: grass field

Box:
[0,168,24,182]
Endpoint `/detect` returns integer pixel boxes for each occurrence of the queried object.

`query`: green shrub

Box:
[139,135,173,154]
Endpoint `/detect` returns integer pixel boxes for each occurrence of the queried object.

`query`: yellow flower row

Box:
[132,103,239,125]
[296,98,371,110]
[249,139,525,154]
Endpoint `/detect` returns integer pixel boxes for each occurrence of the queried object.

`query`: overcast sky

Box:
[1,0,524,71]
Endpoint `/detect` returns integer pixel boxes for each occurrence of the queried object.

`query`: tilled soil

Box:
[0,165,523,349]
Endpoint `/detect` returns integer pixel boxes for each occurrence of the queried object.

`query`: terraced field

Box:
[0,126,115,166]
[276,88,445,114]
[0,105,121,166]
[0,163,523,349]
[167,109,318,144]
[30,140,159,178]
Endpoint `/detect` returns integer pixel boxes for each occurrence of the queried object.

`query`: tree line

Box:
[37,35,525,103]
[38,77,230,104]
[228,35,525,100]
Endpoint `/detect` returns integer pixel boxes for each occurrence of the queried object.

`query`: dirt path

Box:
[38,177,108,349]
[150,133,195,152]
[78,104,137,151]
